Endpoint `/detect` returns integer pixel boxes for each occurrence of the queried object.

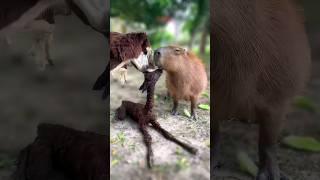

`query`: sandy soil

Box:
[0,15,106,179]
[110,67,211,180]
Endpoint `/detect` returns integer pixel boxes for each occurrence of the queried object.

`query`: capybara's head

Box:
[153,46,187,72]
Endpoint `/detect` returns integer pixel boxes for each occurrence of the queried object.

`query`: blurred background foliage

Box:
[111,0,210,66]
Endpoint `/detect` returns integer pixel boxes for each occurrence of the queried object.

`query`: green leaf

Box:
[282,136,320,152]
[183,109,191,118]
[111,159,119,166]
[293,96,318,113]
[237,151,258,177]
[198,104,210,110]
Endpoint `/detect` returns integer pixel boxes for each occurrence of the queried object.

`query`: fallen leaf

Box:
[198,104,210,110]
[293,96,318,113]
[282,136,320,152]
[183,109,191,117]
[237,151,258,177]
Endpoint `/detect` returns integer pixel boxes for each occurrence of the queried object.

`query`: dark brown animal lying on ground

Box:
[153,46,207,120]
[212,0,311,180]
[93,32,154,99]
[12,123,107,180]
[116,69,198,168]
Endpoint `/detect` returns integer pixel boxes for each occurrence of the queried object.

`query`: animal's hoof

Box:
[171,110,179,116]
[256,169,280,180]
[147,153,154,169]
[213,161,223,170]
[190,114,198,121]
[48,59,54,66]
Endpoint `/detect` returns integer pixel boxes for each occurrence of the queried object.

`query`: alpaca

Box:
[116,69,197,168]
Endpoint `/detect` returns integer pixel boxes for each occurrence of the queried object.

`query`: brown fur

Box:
[110,32,151,70]
[13,123,107,180]
[154,45,207,119]
[212,0,311,179]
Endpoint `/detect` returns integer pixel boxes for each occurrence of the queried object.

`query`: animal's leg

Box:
[256,106,285,180]
[116,103,127,120]
[212,118,222,176]
[190,96,198,120]
[150,120,197,154]
[32,34,47,71]
[164,91,170,101]
[27,20,54,70]
[171,98,179,116]
[5,36,12,46]
[139,125,153,168]
[45,31,54,66]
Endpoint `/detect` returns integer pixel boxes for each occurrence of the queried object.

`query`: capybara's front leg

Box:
[212,118,221,175]
[139,125,154,169]
[256,107,285,180]
[171,98,179,116]
[190,96,198,120]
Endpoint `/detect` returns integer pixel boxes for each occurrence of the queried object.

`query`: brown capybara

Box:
[212,0,311,180]
[154,45,207,120]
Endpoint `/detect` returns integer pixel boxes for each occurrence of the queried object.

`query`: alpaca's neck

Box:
[144,86,154,113]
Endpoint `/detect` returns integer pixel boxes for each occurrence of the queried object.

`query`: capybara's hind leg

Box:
[139,125,154,168]
[171,98,179,116]
[190,96,198,120]
[256,106,286,180]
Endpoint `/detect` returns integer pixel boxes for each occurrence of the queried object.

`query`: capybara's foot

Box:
[47,58,54,66]
[171,109,179,116]
[190,113,198,121]
[213,161,223,170]
[256,168,280,180]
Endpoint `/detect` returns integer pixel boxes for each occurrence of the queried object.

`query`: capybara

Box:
[153,45,207,120]
[212,0,311,180]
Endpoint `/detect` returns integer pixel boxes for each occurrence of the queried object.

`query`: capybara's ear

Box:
[174,47,186,55]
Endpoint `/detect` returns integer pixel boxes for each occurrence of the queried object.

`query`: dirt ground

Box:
[0,15,106,179]
[215,61,320,180]
[110,66,211,180]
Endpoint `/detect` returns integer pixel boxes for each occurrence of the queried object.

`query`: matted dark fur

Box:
[110,32,150,70]
[116,69,197,168]
[93,32,151,99]
[212,0,311,180]
[12,123,107,180]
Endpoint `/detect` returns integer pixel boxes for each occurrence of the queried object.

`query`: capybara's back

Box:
[213,0,311,120]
